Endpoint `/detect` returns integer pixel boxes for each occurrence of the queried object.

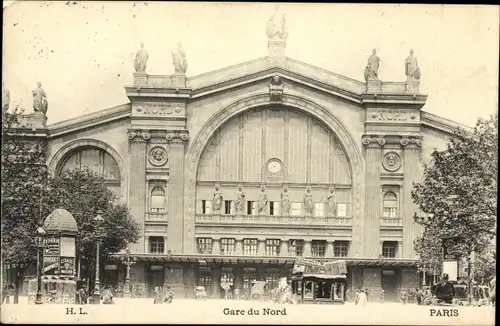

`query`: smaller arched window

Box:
[382,192,398,218]
[151,187,166,212]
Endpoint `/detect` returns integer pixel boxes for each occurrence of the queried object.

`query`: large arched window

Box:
[382,192,398,218]
[150,187,166,212]
[60,147,121,198]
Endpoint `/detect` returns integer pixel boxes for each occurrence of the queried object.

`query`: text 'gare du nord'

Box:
[3,12,471,303]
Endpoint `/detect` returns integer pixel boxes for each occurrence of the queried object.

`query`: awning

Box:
[302,273,347,279]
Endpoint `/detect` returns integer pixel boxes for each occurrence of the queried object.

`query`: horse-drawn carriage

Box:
[250,281,270,301]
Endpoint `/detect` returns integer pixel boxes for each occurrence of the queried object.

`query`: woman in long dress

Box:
[357,290,368,306]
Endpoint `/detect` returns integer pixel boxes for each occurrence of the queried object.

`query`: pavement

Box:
[1,297,495,325]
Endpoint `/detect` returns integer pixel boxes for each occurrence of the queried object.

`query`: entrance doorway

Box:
[147,265,165,297]
[381,269,399,302]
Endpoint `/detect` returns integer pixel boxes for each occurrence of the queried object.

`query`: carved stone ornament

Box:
[361,137,372,146]
[382,151,402,172]
[166,132,190,142]
[269,75,284,102]
[148,146,168,167]
[412,138,423,147]
[127,131,137,140]
[400,138,410,147]
[377,137,386,146]
[141,131,151,140]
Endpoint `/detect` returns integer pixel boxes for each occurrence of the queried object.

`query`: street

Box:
[0,298,495,325]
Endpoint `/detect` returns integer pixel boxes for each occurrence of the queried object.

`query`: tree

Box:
[412,113,497,298]
[1,105,49,303]
[43,169,141,290]
[414,220,443,282]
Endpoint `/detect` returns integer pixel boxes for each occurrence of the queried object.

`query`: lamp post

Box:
[92,212,104,304]
[123,247,135,298]
[34,226,46,304]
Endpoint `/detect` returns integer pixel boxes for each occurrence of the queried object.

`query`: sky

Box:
[2,2,499,127]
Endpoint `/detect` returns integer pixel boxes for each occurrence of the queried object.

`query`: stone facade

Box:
[37,55,471,301]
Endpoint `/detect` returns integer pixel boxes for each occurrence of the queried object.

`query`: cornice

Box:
[48,103,131,139]
[421,111,474,135]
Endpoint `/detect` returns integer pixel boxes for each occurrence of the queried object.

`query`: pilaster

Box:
[280,240,288,257]
[235,240,243,256]
[326,241,334,257]
[258,239,266,256]
[402,139,422,258]
[211,265,221,298]
[361,136,383,257]
[212,238,221,255]
[127,131,149,253]
[303,240,312,257]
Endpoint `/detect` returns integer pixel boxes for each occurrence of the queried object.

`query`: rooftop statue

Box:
[134,42,149,73]
[365,49,381,81]
[172,42,188,74]
[405,49,421,80]
[266,5,288,40]
[32,82,48,115]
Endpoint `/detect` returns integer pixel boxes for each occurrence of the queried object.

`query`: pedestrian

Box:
[400,288,408,305]
[153,286,161,304]
[101,286,114,304]
[354,289,360,305]
[416,288,423,305]
[163,286,173,303]
[357,289,368,306]
[364,288,369,301]
[380,289,385,303]
[2,285,8,304]
[346,288,351,302]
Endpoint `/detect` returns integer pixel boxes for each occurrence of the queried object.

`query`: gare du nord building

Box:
[32,35,467,301]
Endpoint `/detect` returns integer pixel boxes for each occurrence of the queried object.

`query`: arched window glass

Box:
[383,192,398,218]
[151,187,166,212]
[60,147,121,198]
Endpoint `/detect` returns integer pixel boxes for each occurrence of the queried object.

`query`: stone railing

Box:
[195,214,352,226]
[145,212,168,222]
[380,217,403,227]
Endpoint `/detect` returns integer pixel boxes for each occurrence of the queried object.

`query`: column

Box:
[280,239,288,257]
[145,237,150,254]
[183,264,195,299]
[303,240,312,257]
[397,241,403,259]
[163,237,167,254]
[258,238,266,256]
[326,241,334,258]
[235,239,243,256]
[379,241,384,257]
[233,266,243,296]
[167,135,187,254]
[363,137,382,258]
[211,265,221,298]
[212,238,221,255]
[128,133,147,253]
[403,140,422,258]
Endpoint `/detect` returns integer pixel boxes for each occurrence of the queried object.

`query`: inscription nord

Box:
[139,104,175,115]
[377,109,408,121]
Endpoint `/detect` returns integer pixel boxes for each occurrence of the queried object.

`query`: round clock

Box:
[268,160,282,174]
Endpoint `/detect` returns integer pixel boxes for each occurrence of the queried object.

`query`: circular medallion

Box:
[382,151,401,172]
[149,146,168,167]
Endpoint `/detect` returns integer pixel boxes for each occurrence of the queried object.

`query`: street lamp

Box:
[34,226,46,305]
[92,212,105,304]
[123,247,135,298]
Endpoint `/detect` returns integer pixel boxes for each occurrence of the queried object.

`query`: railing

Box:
[195,214,352,226]
[145,212,168,222]
[380,217,403,227]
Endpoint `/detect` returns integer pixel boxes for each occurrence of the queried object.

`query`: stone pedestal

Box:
[268,39,286,58]
[133,72,147,86]
[365,79,382,93]
[405,79,420,93]
[171,74,187,88]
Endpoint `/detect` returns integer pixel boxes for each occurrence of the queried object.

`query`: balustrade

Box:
[195,214,352,226]
[379,217,403,227]
[145,212,168,222]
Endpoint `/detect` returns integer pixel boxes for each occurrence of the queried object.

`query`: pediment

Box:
[187,57,366,104]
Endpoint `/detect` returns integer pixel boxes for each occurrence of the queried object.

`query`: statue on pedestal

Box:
[258,186,268,214]
[235,185,245,214]
[365,49,381,81]
[134,42,149,73]
[2,82,10,114]
[265,5,288,40]
[303,186,314,214]
[327,187,337,216]
[32,82,48,115]
[212,185,223,213]
[172,42,188,74]
[405,49,421,80]
[281,185,290,215]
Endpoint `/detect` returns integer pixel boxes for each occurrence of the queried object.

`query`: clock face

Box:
[268,160,282,174]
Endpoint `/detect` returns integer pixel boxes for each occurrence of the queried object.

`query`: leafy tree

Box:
[414,220,443,282]
[412,113,497,297]
[43,169,141,290]
[1,105,49,303]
